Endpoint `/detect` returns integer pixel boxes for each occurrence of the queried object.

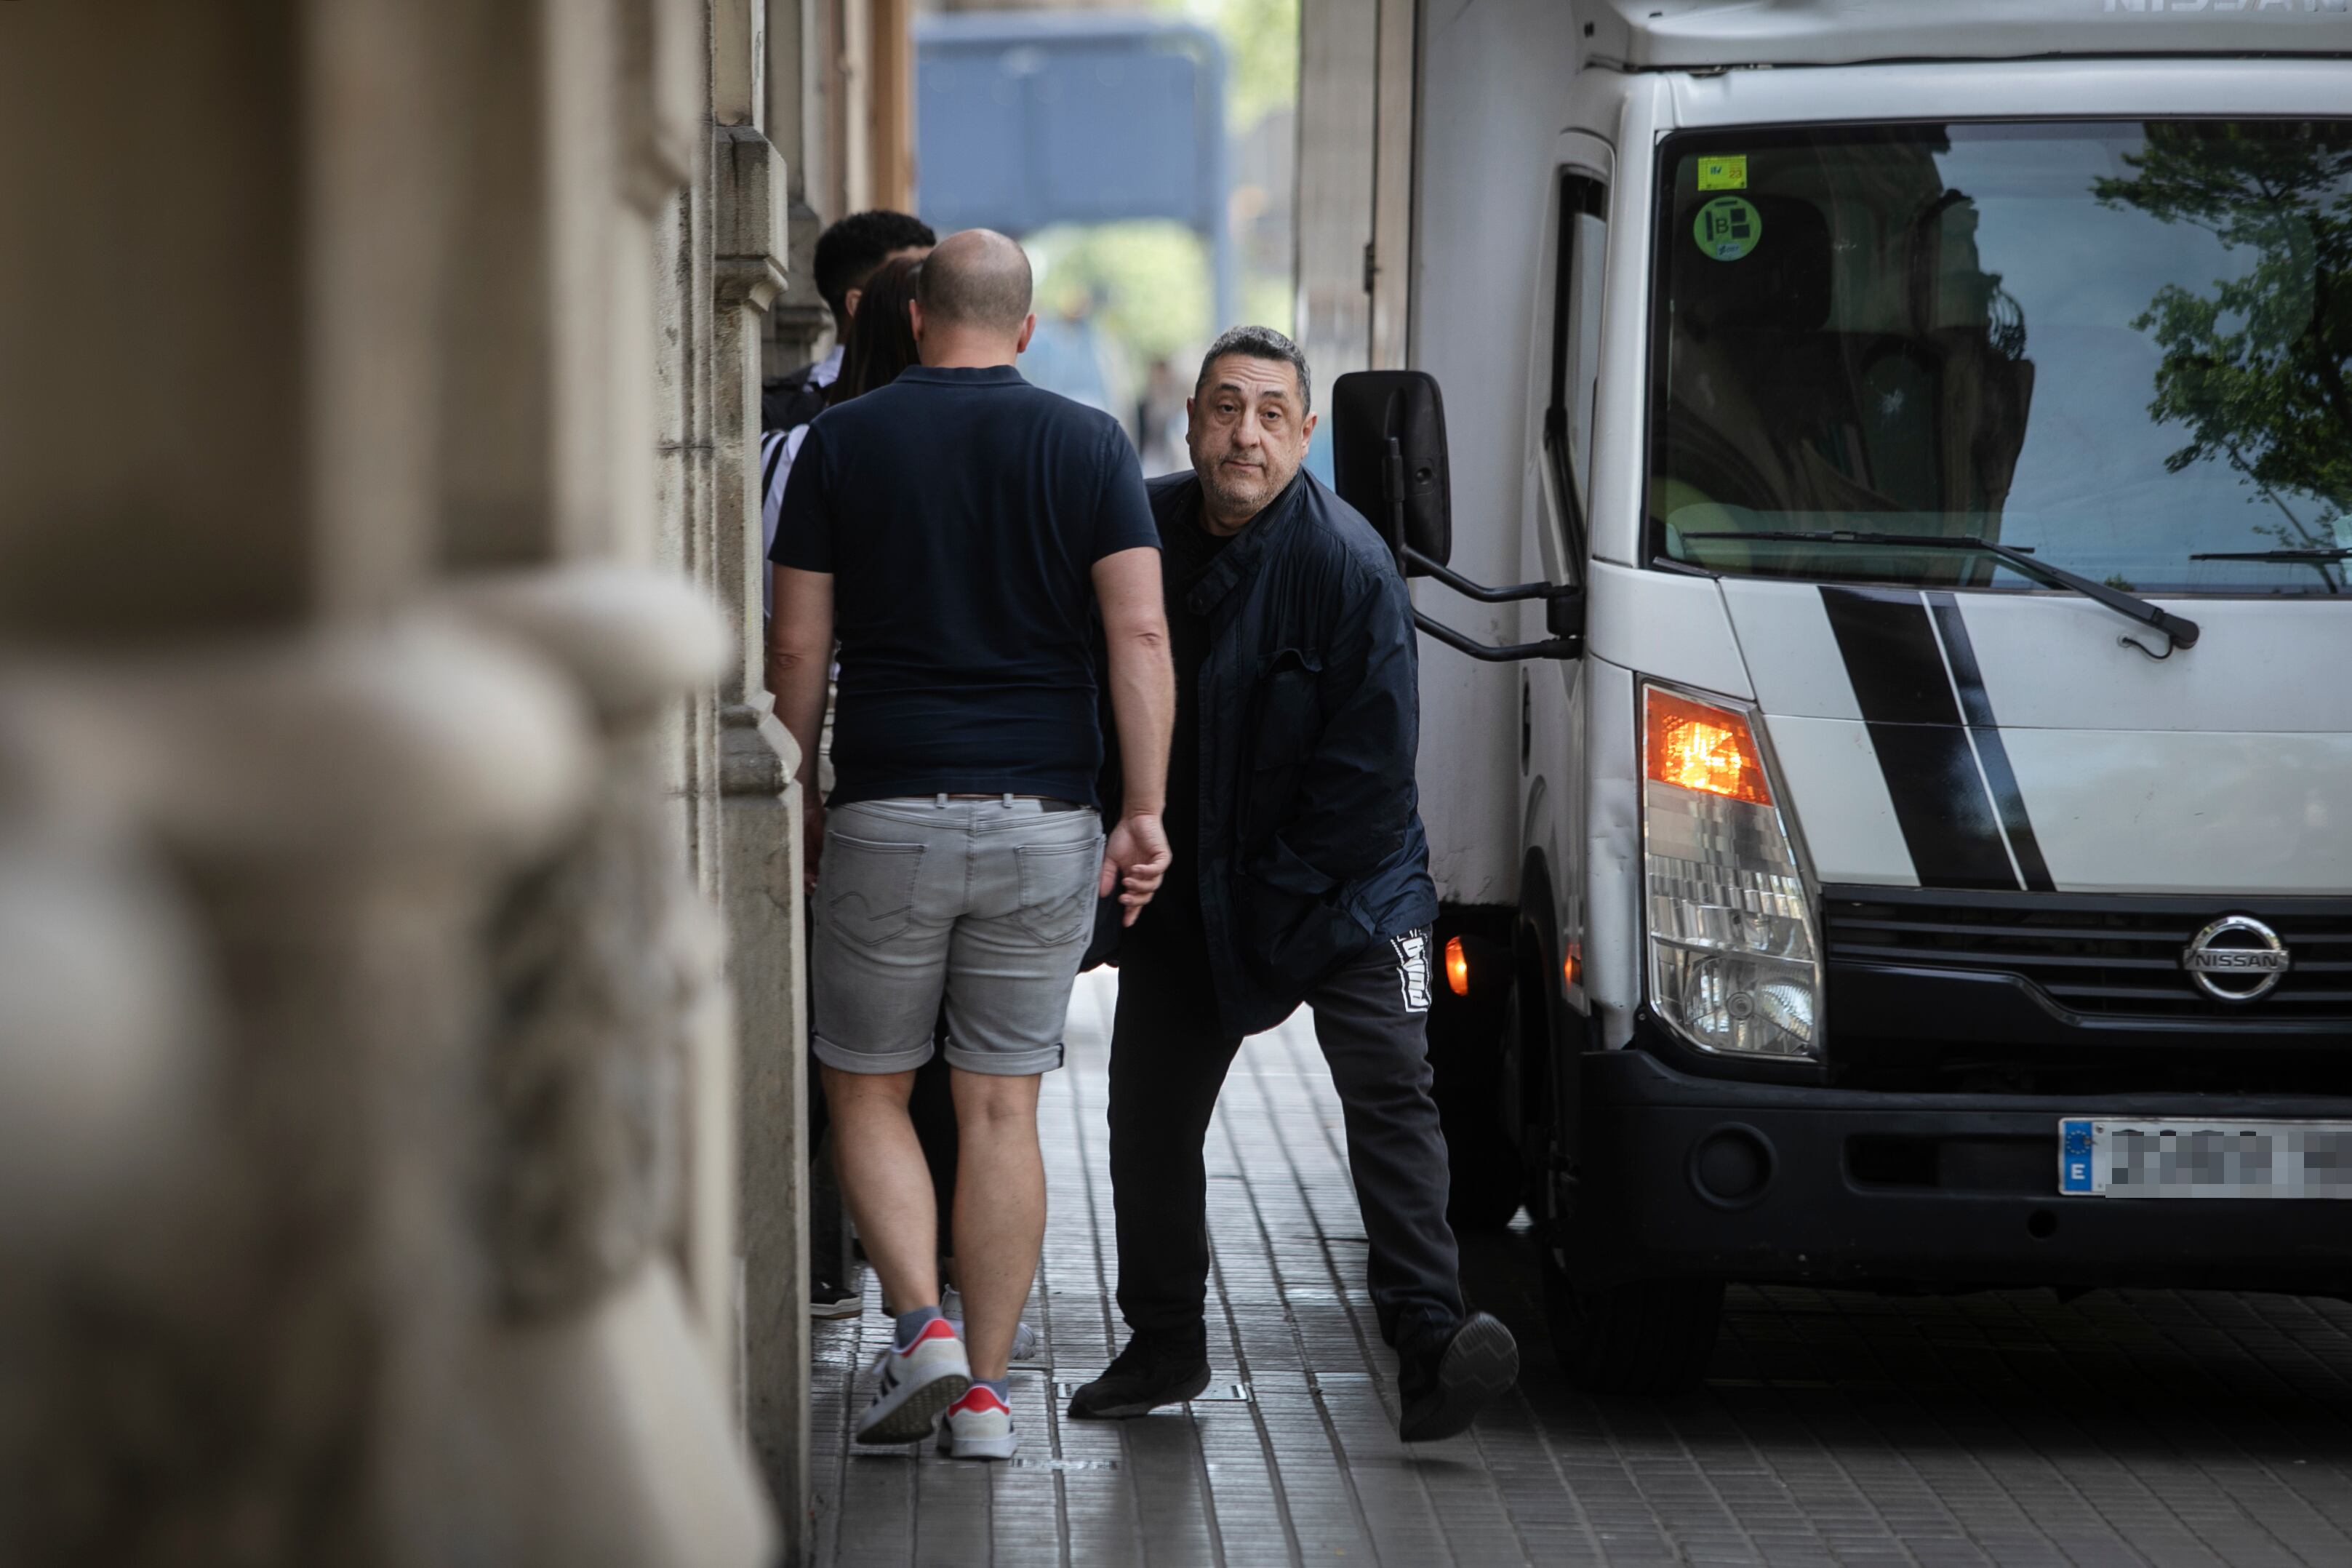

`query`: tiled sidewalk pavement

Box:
[809,972,2352,1567]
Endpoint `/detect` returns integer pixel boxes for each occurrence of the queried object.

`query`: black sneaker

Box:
[1398,1311,1518,1442]
[1066,1332,1212,1419]
[810,1276,863,1320]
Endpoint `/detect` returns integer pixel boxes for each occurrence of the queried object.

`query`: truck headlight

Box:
[1642,684,1820,1059]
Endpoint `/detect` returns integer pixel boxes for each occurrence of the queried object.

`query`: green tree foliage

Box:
[1186,0,1300,132]
[1033,219,1214,368]
[2096,123,2352,545]
[1026,0,1300,399]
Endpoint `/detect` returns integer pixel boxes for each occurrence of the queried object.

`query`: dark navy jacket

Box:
[1098,469,1439,1037]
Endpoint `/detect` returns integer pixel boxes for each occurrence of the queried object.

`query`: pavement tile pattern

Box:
[810,972,2352,1567]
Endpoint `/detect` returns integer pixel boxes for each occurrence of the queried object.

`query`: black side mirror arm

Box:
[1379,435,1583,662]
[1401,546,1585,661]
[1412,604,1583,663]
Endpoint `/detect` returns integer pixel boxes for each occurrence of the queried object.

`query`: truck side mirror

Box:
[1329,368,1582,662]
[1329,369,1452,575]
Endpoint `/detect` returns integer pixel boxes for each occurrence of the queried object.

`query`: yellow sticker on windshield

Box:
[1694,196,1762,262]
[1696,155,1748,191]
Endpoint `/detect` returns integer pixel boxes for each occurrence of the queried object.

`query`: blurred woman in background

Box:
[759,255,923,617]
[831,254,921,406]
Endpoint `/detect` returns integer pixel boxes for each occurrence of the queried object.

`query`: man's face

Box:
[1185,353,1317,534]
[840,244,932,327]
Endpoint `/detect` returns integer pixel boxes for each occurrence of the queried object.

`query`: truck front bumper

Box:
[1566,1041,2352,1296]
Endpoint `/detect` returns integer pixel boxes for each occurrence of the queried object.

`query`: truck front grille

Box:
[1823,892,2352,1027]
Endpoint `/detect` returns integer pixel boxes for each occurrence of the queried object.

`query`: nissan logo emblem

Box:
[2182,915,2291,1003]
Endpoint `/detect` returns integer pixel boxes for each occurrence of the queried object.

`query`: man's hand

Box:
[1091,545,1175,926]
[1099,812,1172,927]
[802,797,827,892]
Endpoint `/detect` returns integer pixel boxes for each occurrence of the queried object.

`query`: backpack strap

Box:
[761,364,831,432]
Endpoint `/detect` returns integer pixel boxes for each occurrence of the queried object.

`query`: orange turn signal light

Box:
[1444,935,1471,997]
[1563,942,1582,989]
[1645,687,1771,806]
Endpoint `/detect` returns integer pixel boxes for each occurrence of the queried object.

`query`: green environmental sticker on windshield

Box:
[1694,196,1761,262]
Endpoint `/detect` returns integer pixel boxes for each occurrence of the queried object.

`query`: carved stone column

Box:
[0,620,601,1566]
[764,0,843,372]
[713,34,816,1551]
[445,565,775,1568]
[724,703,815,1556]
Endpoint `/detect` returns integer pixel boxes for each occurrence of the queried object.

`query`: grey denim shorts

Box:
[812,796,1105,1076]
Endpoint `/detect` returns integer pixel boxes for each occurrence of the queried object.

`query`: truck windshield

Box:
[1648,121,2352,595]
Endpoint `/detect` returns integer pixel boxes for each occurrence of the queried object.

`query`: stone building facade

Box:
[0,1,904,1563]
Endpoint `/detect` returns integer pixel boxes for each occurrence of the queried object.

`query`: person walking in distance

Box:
[767,230,1175,1460]
[1068,326,1519,1442]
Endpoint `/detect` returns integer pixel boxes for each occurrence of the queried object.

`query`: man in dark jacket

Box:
[1068,326,1518,1442]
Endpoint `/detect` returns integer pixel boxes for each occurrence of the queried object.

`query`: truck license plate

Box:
[2059,1119,2352,1199]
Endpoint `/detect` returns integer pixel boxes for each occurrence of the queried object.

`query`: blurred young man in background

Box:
[761,208,935,435]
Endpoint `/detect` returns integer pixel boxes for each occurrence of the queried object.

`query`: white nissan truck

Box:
[1325,0,2352,1391]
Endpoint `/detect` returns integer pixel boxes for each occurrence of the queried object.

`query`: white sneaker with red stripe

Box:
[935,1383,1019,1460]
[855,1316,971,1444]
[941,1286,1042,1364]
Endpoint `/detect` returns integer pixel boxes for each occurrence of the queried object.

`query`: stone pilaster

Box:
[712,80,815,1559]
[723,700,814,1561]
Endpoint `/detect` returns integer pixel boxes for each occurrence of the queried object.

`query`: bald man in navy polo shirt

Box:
[768,230,1175,1460]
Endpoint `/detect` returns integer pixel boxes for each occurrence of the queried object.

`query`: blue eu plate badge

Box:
[2060,1119,2096,1195]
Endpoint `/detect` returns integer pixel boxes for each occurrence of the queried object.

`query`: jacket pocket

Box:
[1235,872,1372,998]
[1015,838,1103,946]
[1241,648,1321,850]
[821,833,925,948]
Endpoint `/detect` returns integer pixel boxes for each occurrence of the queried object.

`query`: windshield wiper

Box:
[1678,529,2201,655]
[2188,545,2346,595]
[2190,547,2352,561]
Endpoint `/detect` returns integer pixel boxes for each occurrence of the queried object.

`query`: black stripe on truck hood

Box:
[1925,591,2055,893]
[1818,585,2050,893]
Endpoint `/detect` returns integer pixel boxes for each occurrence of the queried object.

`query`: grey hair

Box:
[1194,324,1311,413]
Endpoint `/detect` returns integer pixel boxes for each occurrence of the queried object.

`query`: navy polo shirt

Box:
[770,364,1159,808]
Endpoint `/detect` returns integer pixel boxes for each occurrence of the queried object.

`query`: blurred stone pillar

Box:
[765,0,836,372]
[0,0,784,1561]
[447,567,772,1568]
[767,0,905,372]
[867,0,916,215]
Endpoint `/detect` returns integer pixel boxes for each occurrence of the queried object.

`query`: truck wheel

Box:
[1538,1244,1723,1395]
[1425,937,1521,1233]
[1443,1121,1524,1233]
[1495,982,1551,1217]
[1431,1011,1522,1233]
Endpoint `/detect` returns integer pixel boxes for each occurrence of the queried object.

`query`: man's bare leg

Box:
[821,1065,940,1315]
[948,1068,1044,1381]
